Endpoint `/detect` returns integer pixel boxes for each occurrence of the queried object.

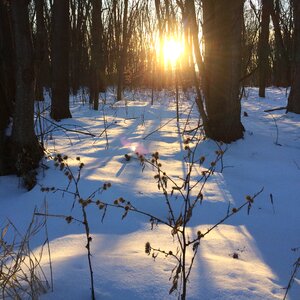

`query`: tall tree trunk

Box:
[186,0,205,86]
[117,0,129,101]
[90,0,105,110]
[177,0,193,90]
[10,0,43,187]
[271,0,290,87]
[202,0,244,143]
[35,0,50,101]
[51,0,72,120]
[182,5,192,89]
[287,0,300,114]
[0,1,14,175]
[70,0,89,94]
[155,0,165,89]
[184,0,208,127]
[258,0,272,97]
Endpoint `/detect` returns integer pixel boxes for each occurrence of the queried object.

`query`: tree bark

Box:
[183,0,208,127]
[271,0,290,87]
[258,0,272,97]
[186,0,205,83]
[10,0,43,186]
[90,0,105,110]
[51,0,72,120]
[155,0,165,89]
[35,0,50,101]
[202,0,244,143]
[117,0,129,101]
[287,0,300,114]
[0,0,14,174]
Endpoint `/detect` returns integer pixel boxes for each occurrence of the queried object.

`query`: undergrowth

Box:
[36,129,264,300]
[0,210,51,299]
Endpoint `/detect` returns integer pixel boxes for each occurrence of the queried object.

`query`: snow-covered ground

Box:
[0,87,299,299]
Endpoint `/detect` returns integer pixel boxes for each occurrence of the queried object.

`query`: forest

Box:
[0,0,299,299]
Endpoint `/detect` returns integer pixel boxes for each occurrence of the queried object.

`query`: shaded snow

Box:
[0,87,299,299]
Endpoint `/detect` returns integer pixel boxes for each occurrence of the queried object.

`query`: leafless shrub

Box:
[0,210,50,299]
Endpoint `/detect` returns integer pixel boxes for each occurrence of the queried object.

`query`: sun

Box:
[161,37,184,68]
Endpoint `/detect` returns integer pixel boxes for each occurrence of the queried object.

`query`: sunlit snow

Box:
[0,87,299,299]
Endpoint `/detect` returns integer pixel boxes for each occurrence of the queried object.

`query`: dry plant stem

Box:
[44,214,54,292]
[136,136,262,300]
[283,256,300,300]
[186,187,264,249]
[264,106,287,112]
[1,212,49,299]
[81,206,95,300]
[142,106,191,140]
[102,203,174,229]
[35,101,46,149]
[39,115,96,137]
[135,139,212,298]
[35,212,84,225]
[92,121,115,143]
[214,141,228,173]
[264,111,281,146]
[38,155,101,300]
[40,147,263,300]
[101,108,109,149]
[181,100,196,135]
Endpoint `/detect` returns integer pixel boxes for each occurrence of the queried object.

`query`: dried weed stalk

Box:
[0,211,50,299]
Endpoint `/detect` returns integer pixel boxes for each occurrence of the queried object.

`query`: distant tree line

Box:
[0,0,299,182]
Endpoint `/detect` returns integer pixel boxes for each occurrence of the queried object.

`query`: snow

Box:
[0,87,299,299]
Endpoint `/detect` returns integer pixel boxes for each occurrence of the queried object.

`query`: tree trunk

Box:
[0,1,14,174]
[35,0,50,101]
[184,0,208,127]
[271,0,290,87]
[51,0,72,120]
[90,0,105,110]
[10,0,43,188]
[70,0,89,94]
[117,0,129,101]
[202,0,244,143]
[0,1,14,175]
[287,0,300,114]
[258,0,272,97]
[155,0,165,89]
[186,0,205,83]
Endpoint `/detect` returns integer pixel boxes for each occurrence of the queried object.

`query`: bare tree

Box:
[0,1,14,174]
[258,0,272,97]
[271,0,290,87]
[90,0,105,110]
[34,0,50,101]
[51,0,72,120]
[117,0,129,101]
[287,0,300,113]
[202,0,244,142]
[10,0,43,186]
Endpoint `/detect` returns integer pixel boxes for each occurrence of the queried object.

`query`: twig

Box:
[42,200,54,292]
[81,206,95,300]
[283,257,300,300]
[264,106,287,113]
[39,115,96,137]
[202,187,264,238]
[293,160,300,170]
[265,112,282,146]
[143,115,179,140]
[143,104,193,140]
[34,213,84,225]
[101,108,109,149]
